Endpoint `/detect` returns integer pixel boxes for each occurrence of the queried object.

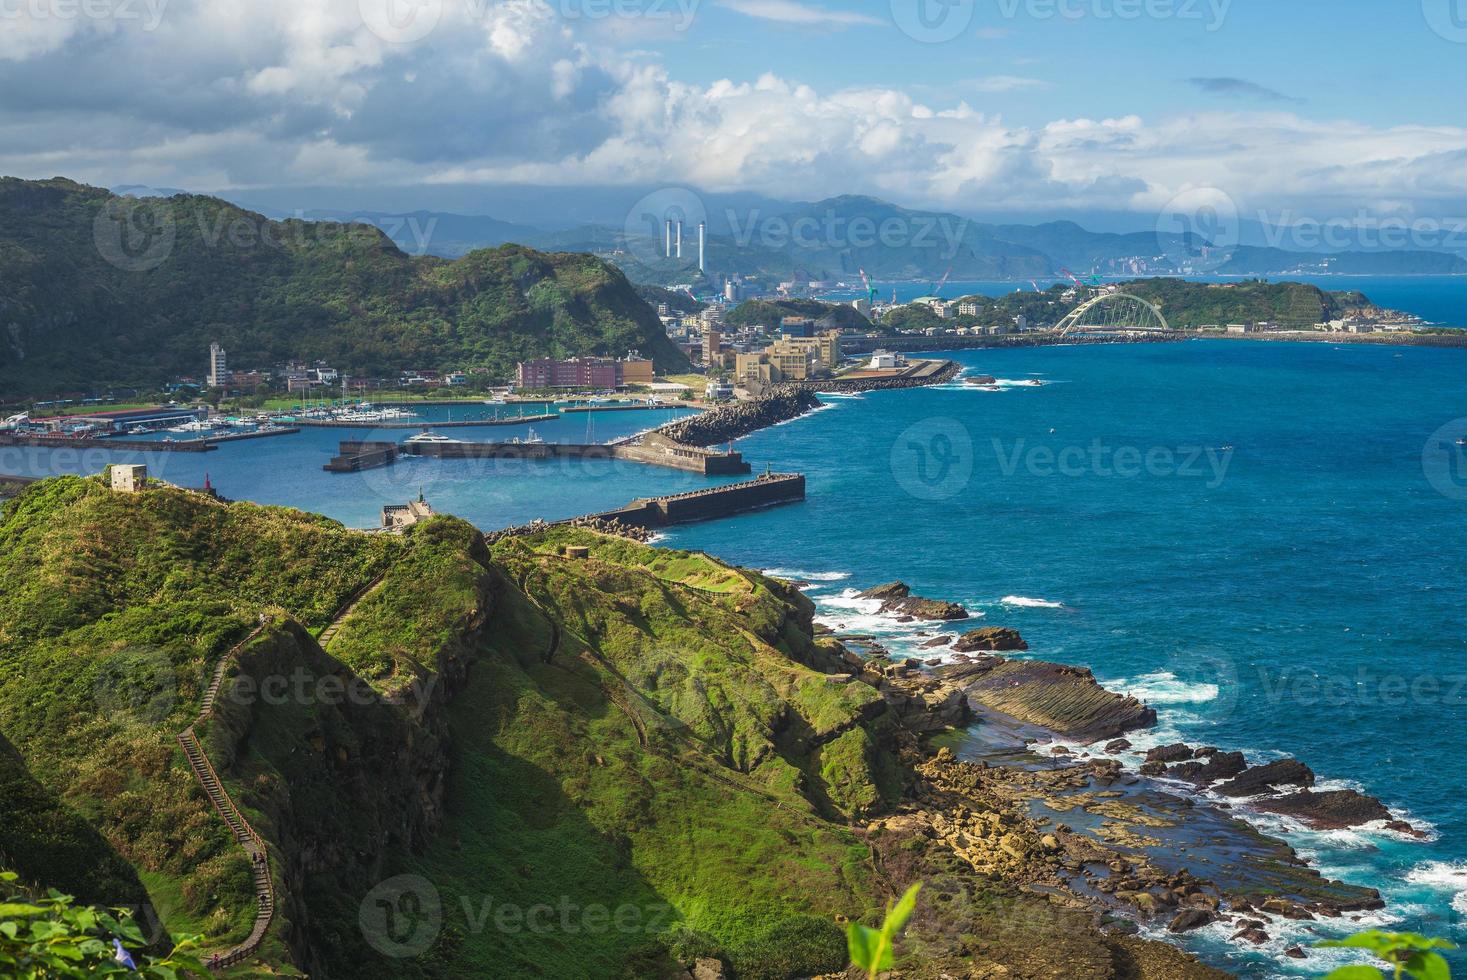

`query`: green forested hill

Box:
[1120,277,1375,327]
[0,178,690,395]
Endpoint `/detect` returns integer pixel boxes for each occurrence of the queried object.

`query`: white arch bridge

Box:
[1055,292,1173,338]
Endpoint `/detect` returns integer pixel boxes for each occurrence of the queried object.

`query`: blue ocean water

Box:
[661,340,1467,977]
[6,343,1467,976]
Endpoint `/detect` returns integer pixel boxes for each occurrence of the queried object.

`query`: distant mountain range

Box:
[0,179,688,395]
[232,194,1467,285]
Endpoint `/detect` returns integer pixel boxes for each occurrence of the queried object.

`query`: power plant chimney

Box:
[675,220,683,260]
[698,221,706,273]
[664,219,673,258]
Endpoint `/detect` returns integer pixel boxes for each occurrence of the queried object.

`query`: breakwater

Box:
[656,388,822,447]
[587,473,805,528]
[324,441,398,473]
[0,432,218,453]
[398,436,750,476]
[840,333,1179,354]
[802,359,961,393]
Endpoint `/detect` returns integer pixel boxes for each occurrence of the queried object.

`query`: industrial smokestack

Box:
[675,220,683,259]
[664,219,673,258]
[699,221,706,273]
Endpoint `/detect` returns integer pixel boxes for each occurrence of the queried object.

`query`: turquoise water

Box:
[6,344,1467,976]
[837,274,1467,327]
[660,340,1467,977]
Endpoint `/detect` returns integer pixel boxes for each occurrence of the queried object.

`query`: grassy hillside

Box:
[0,178,690,395]
[0,480,901,977]
[0,480,1227,978]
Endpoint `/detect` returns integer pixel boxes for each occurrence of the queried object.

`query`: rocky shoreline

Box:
[786,575,1411,971]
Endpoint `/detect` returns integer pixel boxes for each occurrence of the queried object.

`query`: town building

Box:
[207,343,231,388]
[702,328,723,368]
[516,355,654,389]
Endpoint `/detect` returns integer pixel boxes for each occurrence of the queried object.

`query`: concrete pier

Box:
[324,441,398,473]
[585,473,805,529]
[399,434,751,476]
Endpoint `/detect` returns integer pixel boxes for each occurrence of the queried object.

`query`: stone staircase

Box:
[175,624,275,971]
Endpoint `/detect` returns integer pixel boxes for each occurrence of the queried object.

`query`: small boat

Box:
[1457,438,1467,447]
[405,431,459,445]
[508,427,545,445]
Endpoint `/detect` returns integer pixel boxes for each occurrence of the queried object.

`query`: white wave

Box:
[1405,861,1467,913]
[1107,670,1219,705]
[1000,595,1064,608]
[762,568,852,583]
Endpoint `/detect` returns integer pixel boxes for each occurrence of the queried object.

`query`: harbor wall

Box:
[590,474,805,529]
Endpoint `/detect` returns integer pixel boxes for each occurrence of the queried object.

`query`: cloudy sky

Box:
[3,0,1467,225]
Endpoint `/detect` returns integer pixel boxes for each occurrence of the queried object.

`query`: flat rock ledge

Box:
[935,656,1157,743]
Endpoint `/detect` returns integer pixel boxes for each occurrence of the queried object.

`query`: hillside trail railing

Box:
[178,576,392,968]
[175,623,274,971]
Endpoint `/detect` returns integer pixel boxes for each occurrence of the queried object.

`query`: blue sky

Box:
[2,0,1465,229]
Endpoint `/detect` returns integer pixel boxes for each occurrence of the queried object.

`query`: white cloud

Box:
[717,0,883,27]
[3,0,1467,224]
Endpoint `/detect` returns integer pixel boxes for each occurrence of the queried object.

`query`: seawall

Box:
[587,473,806,528]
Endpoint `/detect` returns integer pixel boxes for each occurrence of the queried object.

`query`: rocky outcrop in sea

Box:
[855,581,970,621]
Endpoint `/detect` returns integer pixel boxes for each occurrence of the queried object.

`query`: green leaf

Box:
[1404,950,1452,980]
[1322,968,1386,980]
[847,922,887,972]
[0,902,45,917]
[885,883,922,935]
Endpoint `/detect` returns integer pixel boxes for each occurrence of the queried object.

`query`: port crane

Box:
[857,267,878,307]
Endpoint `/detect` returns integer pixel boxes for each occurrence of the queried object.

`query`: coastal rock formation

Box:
[1215,758,1316,797]
[855,582,970,621]
[1165,751,1247,786]
[656,386,821,447]
[1145,743,1194,764]
[1253,789,1392,829]
[952,626,1028,652]
[935,656,1157,742]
